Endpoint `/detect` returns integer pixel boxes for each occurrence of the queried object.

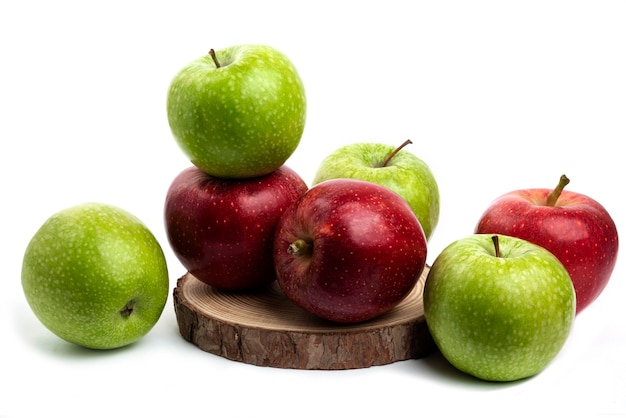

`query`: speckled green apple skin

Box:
[21,203,169,350]
[312,142,439,240]
[424,234,575,382]
[167,44,306,179]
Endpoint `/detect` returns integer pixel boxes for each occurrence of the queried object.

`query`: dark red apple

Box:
[164,165,308,291]
[475,175,619,314]
[273,178,428,323]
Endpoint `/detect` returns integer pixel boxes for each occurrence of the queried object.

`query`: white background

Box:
[1,1,624,417]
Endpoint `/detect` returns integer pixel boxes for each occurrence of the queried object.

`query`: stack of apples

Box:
[164,45,309,292]
[164,45,438,323]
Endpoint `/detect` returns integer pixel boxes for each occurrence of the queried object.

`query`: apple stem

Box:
[288,239,313,257]
[381,139,413,167]
[546,174,570,206]
[209,49,221,68]
[491,235,501,258]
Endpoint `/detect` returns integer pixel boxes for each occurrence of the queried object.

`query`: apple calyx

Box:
[380,139,413,168]
[288,239,313,257]
[491,235,502,258]
[119,300,136,318]
[208,49,221,68]
[546,174,570,206]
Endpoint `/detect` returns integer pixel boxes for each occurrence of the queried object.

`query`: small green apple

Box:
[21,203,169,350]
[423,234,576,382]
[312,140,439,240]
[167,44,307,179]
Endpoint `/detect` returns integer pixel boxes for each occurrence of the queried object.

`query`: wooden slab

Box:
[173,265,434,370]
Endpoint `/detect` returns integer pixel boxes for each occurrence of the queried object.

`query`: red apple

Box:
[273,178,428,323]
[475,175,619,314]
[164,165,308,291]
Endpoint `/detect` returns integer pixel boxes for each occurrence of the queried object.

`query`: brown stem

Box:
[209,49,221,68]
[287,239,313,257]
[381,139,413,167]
[546,174,570,206]
[492,235,501,258]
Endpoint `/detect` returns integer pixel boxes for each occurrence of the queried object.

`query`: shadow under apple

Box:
[413,349,532,389]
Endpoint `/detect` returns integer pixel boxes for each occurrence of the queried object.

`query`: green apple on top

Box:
[312,140,439,240]
[424,234,576,382]
[167,44,307,179]
[21,203,169,350]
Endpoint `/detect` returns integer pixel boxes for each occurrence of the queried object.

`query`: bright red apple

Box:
[475,175,619,314]
[164,165,308,291]
[273,178,428,323]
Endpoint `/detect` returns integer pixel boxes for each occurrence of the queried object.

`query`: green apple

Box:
[312,140,439,240]
[167,44,307,179]
[21,203,169,350]
[423,234,576,382]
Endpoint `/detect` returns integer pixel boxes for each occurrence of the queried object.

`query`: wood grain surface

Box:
[173,265,434,370]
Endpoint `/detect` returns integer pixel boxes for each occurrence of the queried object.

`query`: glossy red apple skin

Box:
[165,165,308,291]
[475,188,618,314]
[273,178,428,323]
